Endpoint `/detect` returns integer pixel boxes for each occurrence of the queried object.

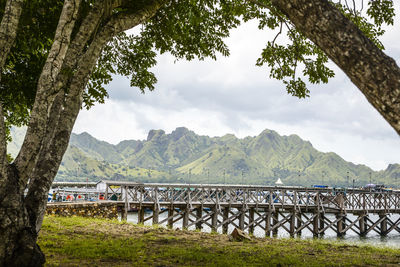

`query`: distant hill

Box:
[8,127,400,186]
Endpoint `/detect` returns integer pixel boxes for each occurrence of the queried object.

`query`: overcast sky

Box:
[73,7,400,171]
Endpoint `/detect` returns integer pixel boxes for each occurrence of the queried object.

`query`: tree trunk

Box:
[271,0,400,135]
[0,167,45,266]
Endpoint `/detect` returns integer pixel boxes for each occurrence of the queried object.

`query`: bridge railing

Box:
[101,182,400,213]
[48,182,397,213]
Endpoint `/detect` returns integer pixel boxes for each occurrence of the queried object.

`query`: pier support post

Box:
[272,211,279,237]
[152,204,159,225]
[319,213,325,236]
[239,207,245,230]
[296,213,302,237]
[138,207,145,224]
[342,215,347,236]
[222,207,229,234]
[167,205,174,229]
[265,208,271,237]
[380,213,387,236]
[313,213,319,237]
[196,206,203,230]
[290,209,296,237]
[359,213,367,236]
[122,207,128,221]
[211,205,218,232]
[336,213,344,237]
[182,205,189,230]
[122,185,128,221]
[249,208,255,235]
[122,203,128,221]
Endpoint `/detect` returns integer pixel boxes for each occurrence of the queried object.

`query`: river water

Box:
[122,211,400,248]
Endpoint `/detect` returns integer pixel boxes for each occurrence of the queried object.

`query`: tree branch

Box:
[0,0,24,72]
[270,0,400,135]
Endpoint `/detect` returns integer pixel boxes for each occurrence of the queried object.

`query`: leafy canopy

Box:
[0,0,396,134]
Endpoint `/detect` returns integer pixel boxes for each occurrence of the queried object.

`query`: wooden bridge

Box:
[50,181,400,237]
[95,182,400,238]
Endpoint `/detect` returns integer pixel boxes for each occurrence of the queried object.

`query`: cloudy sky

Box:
[73,7,400,171]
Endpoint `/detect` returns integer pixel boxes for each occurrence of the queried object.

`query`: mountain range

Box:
[8,127,400,187]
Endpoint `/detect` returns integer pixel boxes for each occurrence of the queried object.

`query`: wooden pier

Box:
[98,182,400,237]
[51,181,400,237]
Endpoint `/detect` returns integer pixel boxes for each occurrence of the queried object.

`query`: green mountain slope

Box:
[7,127,400,186]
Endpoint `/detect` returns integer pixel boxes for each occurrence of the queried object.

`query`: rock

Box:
[229,227,251,241]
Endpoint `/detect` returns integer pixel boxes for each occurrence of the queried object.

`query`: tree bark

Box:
[270,0,400,135]
[0,0,24,71]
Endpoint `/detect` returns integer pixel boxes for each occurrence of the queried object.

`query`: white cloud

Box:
[74,13,400,171]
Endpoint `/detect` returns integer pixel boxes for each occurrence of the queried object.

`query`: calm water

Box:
[122,211,400,248]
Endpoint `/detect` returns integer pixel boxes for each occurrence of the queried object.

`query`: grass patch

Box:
[38,216,400,266]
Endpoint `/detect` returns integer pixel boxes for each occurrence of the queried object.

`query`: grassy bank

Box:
[38,216,400,266]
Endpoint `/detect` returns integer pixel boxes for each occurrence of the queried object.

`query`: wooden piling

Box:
[138,207,145,224]
[359,213,366,236]
[211,205,218,232]
[313,213,319,237]
[196,206,203,230]
[290,210,296,237]
[272,211,278,237]
[121,186,128,221]
[249,208,255,235]
[222,207,229,234]
[182,206,189,230]
[319,213,325,236]
[336,213,344,237]
[380,213,387,236]
[167,205,174,228]
[265,209,271,237]
[296,213,302,236]
[152,204,159,225]
[239,207,245,230]
[342,215,347,236]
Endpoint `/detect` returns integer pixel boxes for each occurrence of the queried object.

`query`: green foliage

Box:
[249,0,395,98]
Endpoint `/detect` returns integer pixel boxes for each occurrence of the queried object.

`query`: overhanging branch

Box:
[0,0,24,69]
